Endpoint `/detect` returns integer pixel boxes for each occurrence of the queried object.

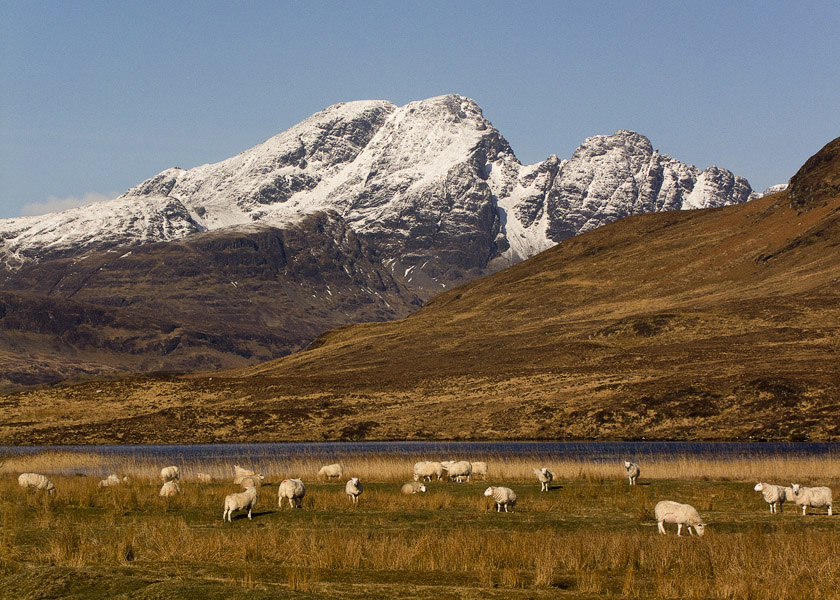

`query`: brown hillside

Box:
[2,138,839,444]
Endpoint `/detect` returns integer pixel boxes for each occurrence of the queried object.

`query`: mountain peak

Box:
[788,136,840,210]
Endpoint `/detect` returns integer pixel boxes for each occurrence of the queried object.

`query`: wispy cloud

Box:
[19,192,114,217]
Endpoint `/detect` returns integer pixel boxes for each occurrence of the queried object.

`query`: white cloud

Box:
[19,192,115,217]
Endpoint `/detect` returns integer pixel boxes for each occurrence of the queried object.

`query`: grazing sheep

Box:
[17,472,56,495]
[790,483,833,516]
[471,461,488,480]
[534,467,553,492]
[413,461,443,482]
[159,481,180,497]
[654,501,705,537]
[278,478,306,509]
[160,466,181,481]
[484,486,517,512]
[754,482,787,513]
[98,473,121,487]
[238,474,265,489]
[401,481,427,495]
[318,463,344,480]
[223,485,258,522]
[197,473,213,483]
[624,461,640,485]
[345,477,364,505]
[443,460,472,483]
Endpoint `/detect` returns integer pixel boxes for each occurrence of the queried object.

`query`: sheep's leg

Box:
[676,523,683,536]
[828,505,832,516]
[657,521,666,535]
[247,508,252,520]
[802,505,807,516]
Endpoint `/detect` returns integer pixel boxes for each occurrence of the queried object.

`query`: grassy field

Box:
[1,452,839,599]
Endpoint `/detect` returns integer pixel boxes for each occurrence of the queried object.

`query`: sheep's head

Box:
[791,483,801,495]
[694,523,706,537]
[419,484,427,493]
[624,461,631,468]
[753,482,764,491]
[483,487,494,497]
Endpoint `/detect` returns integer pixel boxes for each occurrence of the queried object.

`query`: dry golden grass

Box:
[2,450,839,598]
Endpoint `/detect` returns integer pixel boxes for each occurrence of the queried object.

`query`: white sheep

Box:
[401,481,427,495]
[345,477,364,505]
[624,461,640,485]
[318,463,344,480]
[238,474,265,489]
[484,486,517,512]
[233,464,256,478]
[534,467,553,492]
[443,460,472,483]
[471,461,488,480]
[754,482,787,513]
[233,465,263,485]
[98,473,121,487]
[654,501,705,537]
[223,485,258,522]
[790,483,833,516]
[160,466,181,481]
[413,461,443,482]
[197,473,213,483]
[18,472,56,495]
[159,481,180,497]
[278,478,306,509]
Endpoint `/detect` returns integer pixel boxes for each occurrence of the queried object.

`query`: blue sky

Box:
[1,0,838,218]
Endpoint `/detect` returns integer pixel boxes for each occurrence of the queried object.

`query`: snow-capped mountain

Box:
[0,95,755,290]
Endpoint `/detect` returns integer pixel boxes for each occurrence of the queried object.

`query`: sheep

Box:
[197,473,213,483]
[443,460,472,483]
[17,472,56,495]
[233,464,256,478]
[534,467,554,492]
[624,461,640,485]
[484,486,517,512]
[278,478,306,509]
[754,482,787,513]
[318,463,344,480]
[159,481,180,497]
[401,481,427,495]
[413,461,443,482]
[654,501,705,537]
[471,461,488,480]
[345,477,364,505]
[238,474,265,489]
[790,483,833,516]
[223,485,258,522]
[160,466,181,481]
[98,473,121,487]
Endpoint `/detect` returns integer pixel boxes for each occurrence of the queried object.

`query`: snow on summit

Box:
[0,95,756,278]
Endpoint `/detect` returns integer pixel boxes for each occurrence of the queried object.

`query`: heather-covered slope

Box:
[1,138,836,444]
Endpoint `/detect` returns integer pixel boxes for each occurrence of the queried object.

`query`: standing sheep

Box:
[159,481,180,497]
[278,479,306,509]
[197,473,213,483]
[534,467,553,492]
[346,477,364,505]
[401,481,427,495]
[413,461,443,482]
[238,474,265,489]
[754,482,787,513]
[484,486,517,512]
[223,485,258,522]
[471,461,488,480]
[790,483,833,516]
[318,463,344,480]
[160,466,181,482]
[17,473,56,495]
[624,461,640,485]
[654,501,705,536]
[443,461,472,483]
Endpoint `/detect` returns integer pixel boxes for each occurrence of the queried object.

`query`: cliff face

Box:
[0,95,756,385]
